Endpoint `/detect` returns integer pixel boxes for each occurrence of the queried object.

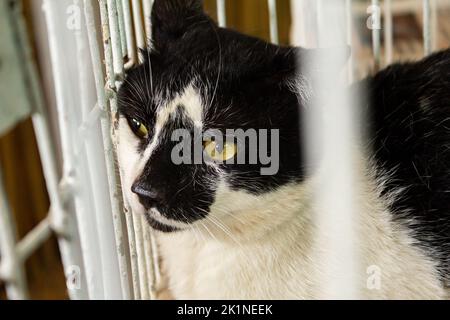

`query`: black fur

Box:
[362,51,450,279]
[118,0,450,282]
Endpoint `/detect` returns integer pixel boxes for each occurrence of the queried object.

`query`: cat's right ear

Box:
[151,0,208,51]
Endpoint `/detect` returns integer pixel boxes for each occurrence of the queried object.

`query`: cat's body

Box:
[117,0,450,299]
[158,177,446,299]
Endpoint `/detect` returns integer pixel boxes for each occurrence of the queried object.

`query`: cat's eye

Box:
[128,118,149,139]
[203,140,237,162]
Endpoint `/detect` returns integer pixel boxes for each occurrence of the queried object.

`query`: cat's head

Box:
[117,0,309,233]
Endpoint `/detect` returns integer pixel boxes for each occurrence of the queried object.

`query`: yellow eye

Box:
[203,140,237,162]
[128,118,149,139]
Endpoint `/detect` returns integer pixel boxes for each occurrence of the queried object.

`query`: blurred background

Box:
[1,0,449,299]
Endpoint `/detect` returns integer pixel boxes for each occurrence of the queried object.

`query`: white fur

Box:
[157,171,446,299]
[118,85,448,300]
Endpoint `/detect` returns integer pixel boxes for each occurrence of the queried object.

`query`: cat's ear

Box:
[151,0,208,50]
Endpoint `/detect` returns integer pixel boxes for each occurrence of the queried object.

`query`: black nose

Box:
[131,182,163,209]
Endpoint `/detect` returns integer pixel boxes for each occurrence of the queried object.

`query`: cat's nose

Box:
[131,182,163,209]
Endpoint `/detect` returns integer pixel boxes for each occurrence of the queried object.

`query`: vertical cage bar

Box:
[132,0,146,59]
[133,215,150,299]
[149,229,161,290]
[32,91,88,300]
[345,0,353,82]
[76,16,113,301]
[125,0,155,300]
[141,0,159,299]
[142,216,157,298]
[142,0,154,45]
[9,0,87,299]
[116,0,128,58]
[268,0,279,44]
[316,0,324,46]
[122,0,137,64]
[100,0,154,300]
[0,169,28,300]
[371,0,381,70]
[99,0,141,300]
[32,114,87,300]
[43,0,105,299]
[302,0,360,299]
[125,207,141,299]
[99,0,116,95]
[107,0,125,77]
[217,0,227,27]
[384,0,393,64]
[430,0,438,52]
[423,0,432,55]
[84,0,131,300]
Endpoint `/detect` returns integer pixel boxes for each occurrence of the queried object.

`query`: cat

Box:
[116,0,450,299]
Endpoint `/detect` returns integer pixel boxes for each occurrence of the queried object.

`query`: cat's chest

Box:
[157,232,316,299]
[158,234,237,299]
[156,207,447,300]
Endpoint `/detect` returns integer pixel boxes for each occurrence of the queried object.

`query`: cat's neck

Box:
[194,180,315,243]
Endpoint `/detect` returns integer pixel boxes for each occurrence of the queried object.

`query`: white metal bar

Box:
[75,0,125,300]
[16,218,52,262]
[141,0,159,299]
[372,0,381,70]
[116,0,128,57]
[32,103,88,300]
[302,0,360,299]
[43,0,104,299]
[122,0,137,64]
[290,0,319,47]
[316,0,324,46]
[85,0,132,300]
[431,0,438,52]
[100,1,141,299]
[384,0,394,64]
[423,0,432,55]
[125,0,156,300]
[134,215,150,299]
[32,114,88,301]
[21,0,87,300]
[142,0,154,45]
[0,168,28,300]
[268,0,279,44]
[124,206,141,299]
[99,0,116,92]
[217,0,227,27]
[345,0,353,82]
[107,0,125,77]
[132,0,146,60]
[149,229,161,291]
[20,0,87,292]
[142,216,157,298]
[75,16,110,301]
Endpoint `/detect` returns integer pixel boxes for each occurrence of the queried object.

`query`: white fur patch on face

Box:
[117,84,204,228]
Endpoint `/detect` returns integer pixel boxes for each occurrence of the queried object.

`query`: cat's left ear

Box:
[150,0,209,51]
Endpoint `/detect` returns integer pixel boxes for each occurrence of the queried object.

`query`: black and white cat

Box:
[117,0,449,299]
